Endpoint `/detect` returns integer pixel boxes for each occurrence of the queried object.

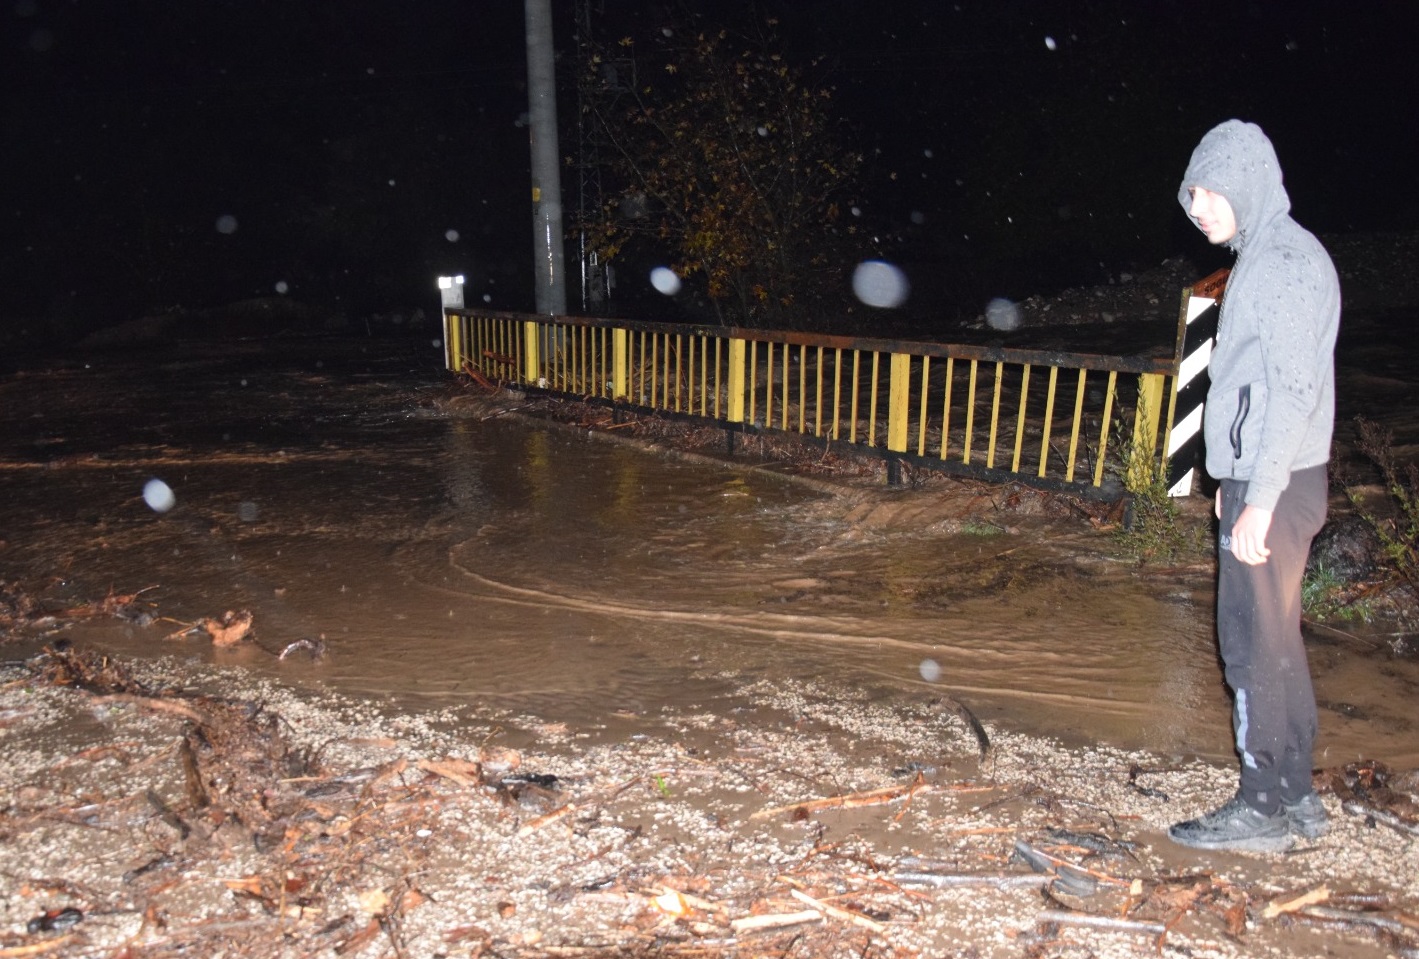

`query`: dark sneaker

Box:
[1283,792,1329,839]
[1168,795,1293,852]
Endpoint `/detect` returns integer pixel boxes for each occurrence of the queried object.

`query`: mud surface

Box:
[1,333,1415,766]
[3,253,1419,956]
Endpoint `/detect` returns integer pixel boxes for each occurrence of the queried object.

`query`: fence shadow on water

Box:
[443,273,1228,502]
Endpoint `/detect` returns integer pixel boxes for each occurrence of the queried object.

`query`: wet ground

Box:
[2,332,1415,772]
[4,324,1419,959]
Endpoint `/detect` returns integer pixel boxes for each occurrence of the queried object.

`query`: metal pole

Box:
[525,0,568,317]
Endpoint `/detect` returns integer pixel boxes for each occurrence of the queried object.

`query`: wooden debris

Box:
[1332,759,1419,835]
[1036,909,1167,936]
[91,693,208,725]
[751,777,930,821]
[10,645,1419,959]
[788,888,886,933]
[932,695,992,762]
[417,758,484,788]
[461,360,501,394]
[1341,800,1419,836]
[1263,884,1331,919]
[201,609,254,647]
[0,936,78,958]
[1297,905,1419,936]
[894,871,1051,890]
[516,802,576,837]
[730,909,823,934]
[1011,839,1128,894]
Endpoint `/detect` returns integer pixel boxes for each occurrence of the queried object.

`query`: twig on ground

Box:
[1262,884,1331,919]
[1036,909,1167,936]
[516,802,576,838]
[751,776,930,821]
[0,935,78,958]
[894,872,1051,890]
[786,887,886,933]
[729,909,823,934]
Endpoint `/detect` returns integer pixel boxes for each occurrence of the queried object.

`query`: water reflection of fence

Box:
[443,301,1196,498]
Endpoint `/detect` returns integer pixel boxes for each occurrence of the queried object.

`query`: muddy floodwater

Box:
[2,334,1416,772]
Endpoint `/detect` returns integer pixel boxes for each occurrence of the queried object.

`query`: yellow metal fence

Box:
[443,309,1181,497]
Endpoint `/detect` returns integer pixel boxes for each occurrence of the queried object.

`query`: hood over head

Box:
[1178,120,1290,253]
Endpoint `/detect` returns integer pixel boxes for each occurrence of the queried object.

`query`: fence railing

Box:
[442,294,1202,498]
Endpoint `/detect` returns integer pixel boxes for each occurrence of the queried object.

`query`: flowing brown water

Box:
[3,336,1415,771]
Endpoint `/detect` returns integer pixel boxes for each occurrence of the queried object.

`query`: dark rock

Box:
[1308,513,1382,581]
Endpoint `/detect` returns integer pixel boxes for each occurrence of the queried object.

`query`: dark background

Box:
[4,0,1416,343]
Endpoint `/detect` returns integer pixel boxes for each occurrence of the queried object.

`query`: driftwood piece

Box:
[1342,800,1419,836]
[1037,909,1167,936]
[417,758,483,788]
[1262,884,1331,919]
[894,871,1051,890]
[751,777,930,821]
[788,888,886,933]
[1298,905,1419,937]
[516,802,576,838]
[91,693,207,725]
[730,909,823,934]
[1012,839,1129,888]
[0,936,79,958]
[461,360,501,393]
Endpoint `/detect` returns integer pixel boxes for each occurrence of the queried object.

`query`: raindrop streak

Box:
[649,267,681,296]
[852,261,910,309]
[143,479,176,513]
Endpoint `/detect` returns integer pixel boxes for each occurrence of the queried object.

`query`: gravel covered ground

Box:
[2,635,1417,959]
[4,233,1419,958]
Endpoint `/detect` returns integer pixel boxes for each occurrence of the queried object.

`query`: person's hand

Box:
[1230,505,1273,565]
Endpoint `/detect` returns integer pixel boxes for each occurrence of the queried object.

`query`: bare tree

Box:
[578,14,864,328]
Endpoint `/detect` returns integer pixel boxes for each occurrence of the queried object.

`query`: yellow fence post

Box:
[612,327,629,400]
[444,313,462,372]
[726,337,747,424]
[442,305,1194,495]
[887,352,910,453]
[522,320,541,386]
[1131,372,1166,488]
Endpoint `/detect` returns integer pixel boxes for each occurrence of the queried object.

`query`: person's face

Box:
[1187,186,1237,245]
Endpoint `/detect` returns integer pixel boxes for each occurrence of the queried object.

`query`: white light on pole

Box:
[437,274,466,371]
[438,274,466,308]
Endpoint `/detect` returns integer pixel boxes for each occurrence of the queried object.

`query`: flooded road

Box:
[3,335,1416,770]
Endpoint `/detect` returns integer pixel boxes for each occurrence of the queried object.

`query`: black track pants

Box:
[1216,465,1328,814]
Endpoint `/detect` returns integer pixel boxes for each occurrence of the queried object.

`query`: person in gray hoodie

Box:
[1169,120,1340,853]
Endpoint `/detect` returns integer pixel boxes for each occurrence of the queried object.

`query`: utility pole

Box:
[524,0,567,317]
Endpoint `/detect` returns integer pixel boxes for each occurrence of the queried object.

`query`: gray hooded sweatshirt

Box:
[1178,120,1339,511]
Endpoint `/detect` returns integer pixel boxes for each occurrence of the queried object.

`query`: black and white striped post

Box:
[1165,268,1229,496]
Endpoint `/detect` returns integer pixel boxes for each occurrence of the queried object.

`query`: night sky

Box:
[4,1,1417,341]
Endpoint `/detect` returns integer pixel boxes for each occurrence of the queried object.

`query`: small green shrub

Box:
[1112,403,1207,563]
[1347,417,1419,603]
[1301,560,1374,623]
